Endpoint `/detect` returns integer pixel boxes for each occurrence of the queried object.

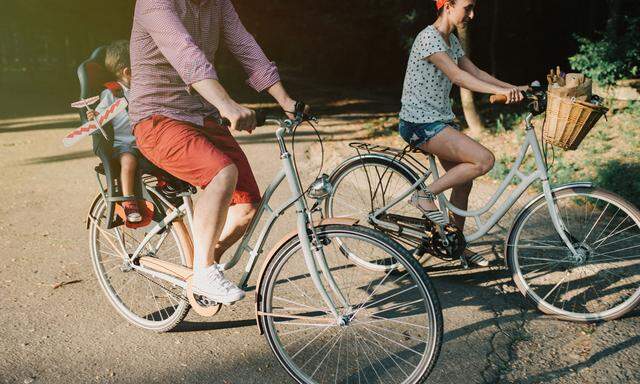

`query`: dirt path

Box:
[0,107,638,384]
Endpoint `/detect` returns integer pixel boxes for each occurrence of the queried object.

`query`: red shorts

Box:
[134,115,261,205]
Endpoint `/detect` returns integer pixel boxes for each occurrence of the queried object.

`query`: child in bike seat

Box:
[87,40,142,223]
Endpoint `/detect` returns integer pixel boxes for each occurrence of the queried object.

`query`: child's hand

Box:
[86,110,98,120]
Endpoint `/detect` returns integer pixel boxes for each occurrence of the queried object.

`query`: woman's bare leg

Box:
[416,127,494,212]
[439,159,473,230]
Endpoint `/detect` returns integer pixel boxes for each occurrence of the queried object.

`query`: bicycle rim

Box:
[89,197,190,331]
[508,187,640,321]
[260,226,442,383]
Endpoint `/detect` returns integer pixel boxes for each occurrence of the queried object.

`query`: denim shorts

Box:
[112,143,140,159]
[398,120,459,148]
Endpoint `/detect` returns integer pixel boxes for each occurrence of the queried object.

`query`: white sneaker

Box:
[192,265,245,305]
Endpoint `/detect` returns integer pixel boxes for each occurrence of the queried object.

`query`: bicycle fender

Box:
[503,181,594,267]
[329,153,421,184]
[86,192,105,229]
[254,218,359,335]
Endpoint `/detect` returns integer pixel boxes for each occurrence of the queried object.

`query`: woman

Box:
[399,0,528,266]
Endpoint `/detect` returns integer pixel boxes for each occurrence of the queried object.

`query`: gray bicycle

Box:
[87,105,443,383]
[326,88,640,322]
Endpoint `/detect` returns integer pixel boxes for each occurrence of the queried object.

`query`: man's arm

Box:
[135,0,255,131]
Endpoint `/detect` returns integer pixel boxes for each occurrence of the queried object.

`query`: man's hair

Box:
[104,40,130,77]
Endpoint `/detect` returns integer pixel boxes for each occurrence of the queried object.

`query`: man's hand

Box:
[218,100,257,133]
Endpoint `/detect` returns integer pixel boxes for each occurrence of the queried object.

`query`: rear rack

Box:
[348,142,430,173]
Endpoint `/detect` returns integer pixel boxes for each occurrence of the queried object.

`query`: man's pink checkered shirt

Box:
[129,0,281,126]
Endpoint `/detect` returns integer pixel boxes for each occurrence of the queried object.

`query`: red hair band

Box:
[436,0,448,10]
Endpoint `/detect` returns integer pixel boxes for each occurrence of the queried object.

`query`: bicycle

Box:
[87,105,444,383]
[325,87,640,322]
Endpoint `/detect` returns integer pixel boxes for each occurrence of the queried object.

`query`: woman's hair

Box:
[104,40,130,77]
[435,0,456,15]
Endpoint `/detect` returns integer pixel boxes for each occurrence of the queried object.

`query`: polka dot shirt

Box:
[400,25,465,124]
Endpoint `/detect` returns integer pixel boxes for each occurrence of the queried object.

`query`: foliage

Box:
[594,160,640,207]
[569,17,640,86]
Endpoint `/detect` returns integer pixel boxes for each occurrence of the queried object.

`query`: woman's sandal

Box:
[409,189,447,225]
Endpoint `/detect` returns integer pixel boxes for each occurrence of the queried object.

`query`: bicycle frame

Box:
[114,122,348,319]
[370,113,580,256]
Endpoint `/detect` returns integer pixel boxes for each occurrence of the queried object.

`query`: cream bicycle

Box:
[87,106,443,383]
[326,88,640,322]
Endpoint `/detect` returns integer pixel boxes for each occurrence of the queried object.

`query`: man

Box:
[129,0,301,304]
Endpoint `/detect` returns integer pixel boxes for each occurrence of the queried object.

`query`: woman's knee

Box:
[472,150,495,176]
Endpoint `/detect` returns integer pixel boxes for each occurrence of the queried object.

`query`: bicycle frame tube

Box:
[370,114,579,254]
[124,124,351,318]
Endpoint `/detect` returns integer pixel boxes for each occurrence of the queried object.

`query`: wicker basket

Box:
[542,92,609,150]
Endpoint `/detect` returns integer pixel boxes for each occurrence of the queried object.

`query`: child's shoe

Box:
[122,200,142,223]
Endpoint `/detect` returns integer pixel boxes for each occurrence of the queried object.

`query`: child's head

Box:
[105,40,131,86]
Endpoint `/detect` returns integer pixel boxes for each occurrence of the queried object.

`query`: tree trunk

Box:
[605,0,622,39]
[489,0,499,76]
[457,24,486,136]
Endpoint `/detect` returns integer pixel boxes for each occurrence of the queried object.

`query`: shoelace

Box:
[206,268,236,292]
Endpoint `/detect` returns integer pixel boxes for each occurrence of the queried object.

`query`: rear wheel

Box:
[259,225,443,383]
[506,187,640,321]
[89,195,190,332]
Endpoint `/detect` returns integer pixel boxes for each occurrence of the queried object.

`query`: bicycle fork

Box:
[277,128,350,322]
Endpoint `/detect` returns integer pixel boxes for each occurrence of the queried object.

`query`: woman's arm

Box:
[459,56,529,91]
[429,52,523,103]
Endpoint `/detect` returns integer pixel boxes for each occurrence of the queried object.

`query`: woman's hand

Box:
[501,87,525,104]
[86,110,98,120]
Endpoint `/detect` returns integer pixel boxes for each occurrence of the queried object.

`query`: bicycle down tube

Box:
[371,113,580,255]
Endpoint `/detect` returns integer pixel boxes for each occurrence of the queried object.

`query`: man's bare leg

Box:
[213,202,259,263]
[192,164,238,270]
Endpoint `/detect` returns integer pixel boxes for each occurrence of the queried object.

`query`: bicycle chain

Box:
[134,269,189,302]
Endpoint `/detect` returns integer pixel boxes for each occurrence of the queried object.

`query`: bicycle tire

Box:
[89,195,191,332]
[506,186,640,321]
[258,224,443,383]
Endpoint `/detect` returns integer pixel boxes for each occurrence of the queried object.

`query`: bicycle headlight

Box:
[308,174,333,200]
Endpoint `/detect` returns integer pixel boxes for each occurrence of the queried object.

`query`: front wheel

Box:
[258,225,443,383]
[506,186,640,321]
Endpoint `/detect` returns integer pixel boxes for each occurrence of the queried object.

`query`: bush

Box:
[595,160,640,208]
[569,17,640,86]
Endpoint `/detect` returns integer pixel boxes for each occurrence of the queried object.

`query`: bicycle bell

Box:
[308,174,333,200]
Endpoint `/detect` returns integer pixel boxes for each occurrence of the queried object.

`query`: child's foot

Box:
[122,200,142,223]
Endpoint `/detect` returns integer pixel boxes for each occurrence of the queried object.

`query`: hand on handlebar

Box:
[218,100,257,133]
[503,87,525,104]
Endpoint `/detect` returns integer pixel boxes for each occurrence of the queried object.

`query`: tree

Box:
[457,23,486,136]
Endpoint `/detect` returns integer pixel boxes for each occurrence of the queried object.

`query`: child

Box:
[88,40,141,223]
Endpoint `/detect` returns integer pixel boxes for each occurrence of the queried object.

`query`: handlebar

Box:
[489,86,547,116]
[217,101,314,131]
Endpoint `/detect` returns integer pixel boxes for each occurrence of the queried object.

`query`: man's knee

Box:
[209,164,239,195]
[236,203,258,228]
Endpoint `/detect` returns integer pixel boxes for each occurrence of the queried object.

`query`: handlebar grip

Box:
[218,109,267,128]
[490,94,508,104]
